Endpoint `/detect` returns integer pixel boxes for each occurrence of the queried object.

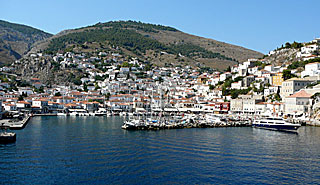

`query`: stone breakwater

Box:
[122,119,251,130]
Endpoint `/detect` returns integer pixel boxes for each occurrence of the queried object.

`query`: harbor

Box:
[0,110,312,133]
[0,115,31,130]
[1,116,320,184]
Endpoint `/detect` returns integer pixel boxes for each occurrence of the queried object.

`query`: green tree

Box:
[209,84,215,90]
[95,83,100,90]
[158,77,164,83]
[226,66,231,72]
[285,42,291,48]
[18,95,24,101]
[105,93,111,100]
[283,70,297,80]
[83,83,88,92]
[73,78,82,85]
[274,93,281,102]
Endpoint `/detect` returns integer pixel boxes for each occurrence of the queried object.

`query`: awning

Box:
[135,108,146,112]
[164,108,179,112]
[68,109,87,112]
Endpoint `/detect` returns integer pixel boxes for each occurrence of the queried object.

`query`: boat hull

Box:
[0,133,16,144]
[252,123,300,131]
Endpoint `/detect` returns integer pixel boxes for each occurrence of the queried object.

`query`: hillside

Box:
[32,21,263,70]
[262,41,308,69]
[0,20,52,65]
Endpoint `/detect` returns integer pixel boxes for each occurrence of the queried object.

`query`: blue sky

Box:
[1,0,319,54]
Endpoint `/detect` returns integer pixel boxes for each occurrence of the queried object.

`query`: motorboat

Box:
[252,117,301,131]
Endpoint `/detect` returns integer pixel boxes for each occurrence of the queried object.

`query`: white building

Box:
[231,81,243,90]
[297,44,319,58]
[301,62,320,78]
[284,90,312,116]
[219,72,232,81]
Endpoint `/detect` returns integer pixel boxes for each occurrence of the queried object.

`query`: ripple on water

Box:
[1,117,320,184]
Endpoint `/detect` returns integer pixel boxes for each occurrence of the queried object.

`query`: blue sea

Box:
[1,116,320,184]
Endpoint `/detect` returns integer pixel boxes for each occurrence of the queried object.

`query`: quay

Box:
[122,121,251,130]
[33,113,57,116]
[0,115,31,130]
[122,114,252,130]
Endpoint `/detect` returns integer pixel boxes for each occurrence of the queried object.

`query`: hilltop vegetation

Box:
[89,20,178,32]
[41,20,260,70]
[45,26,234,62]
[0,20,51,37]
[276,41,303,51]
[0,20,263,71]
[45,28,168,55]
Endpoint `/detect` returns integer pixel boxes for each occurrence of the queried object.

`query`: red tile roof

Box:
[288,90,312,98]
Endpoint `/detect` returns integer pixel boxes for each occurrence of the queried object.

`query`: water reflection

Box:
[0,117,319,184]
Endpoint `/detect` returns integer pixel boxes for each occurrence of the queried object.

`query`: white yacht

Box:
[253,117,301,131]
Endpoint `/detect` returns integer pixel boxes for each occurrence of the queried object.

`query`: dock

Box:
[122,122,251,130]
[0,115,31,130]
[33,113,58,116]
[122,115,252,131]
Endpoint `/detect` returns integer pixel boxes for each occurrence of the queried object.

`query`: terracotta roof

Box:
[34,98,49,101]
[257,102,268,105]
[288,90,312,98]
[70,92,83,95]
[17,101,31,104]
[52,96,63,99]
[65,103,78,107]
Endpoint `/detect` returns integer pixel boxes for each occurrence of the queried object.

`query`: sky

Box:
[1,0,320,54]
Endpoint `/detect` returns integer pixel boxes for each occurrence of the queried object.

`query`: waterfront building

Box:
[280,78,314,98]
[32,99,49,113]
[284,90,312,116]
[230,95,263,114]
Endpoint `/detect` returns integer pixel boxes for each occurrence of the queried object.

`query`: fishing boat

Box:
[252,117,301,131]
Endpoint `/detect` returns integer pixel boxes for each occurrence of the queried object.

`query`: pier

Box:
[122,122,251,130]
[0,115,31,130]
[122,114,252,130]
[33,113,58,116]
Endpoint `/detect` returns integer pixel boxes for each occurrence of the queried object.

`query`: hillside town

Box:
[1,38,320,126]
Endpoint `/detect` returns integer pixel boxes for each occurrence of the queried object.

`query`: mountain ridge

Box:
[0,20,52,65]
[1,20,263,70]
[34,20,263,70]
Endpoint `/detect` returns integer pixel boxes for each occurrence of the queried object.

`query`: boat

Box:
[0,126,16,144]
[69,112,78,116]
[252,117,301,131]
[206,114,223,124]
[121,119,143,130]
[57,112,68,116]
[94,108,107,116]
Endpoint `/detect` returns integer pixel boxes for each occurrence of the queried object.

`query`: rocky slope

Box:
[0,20,52,65]
[31,21,263,70]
